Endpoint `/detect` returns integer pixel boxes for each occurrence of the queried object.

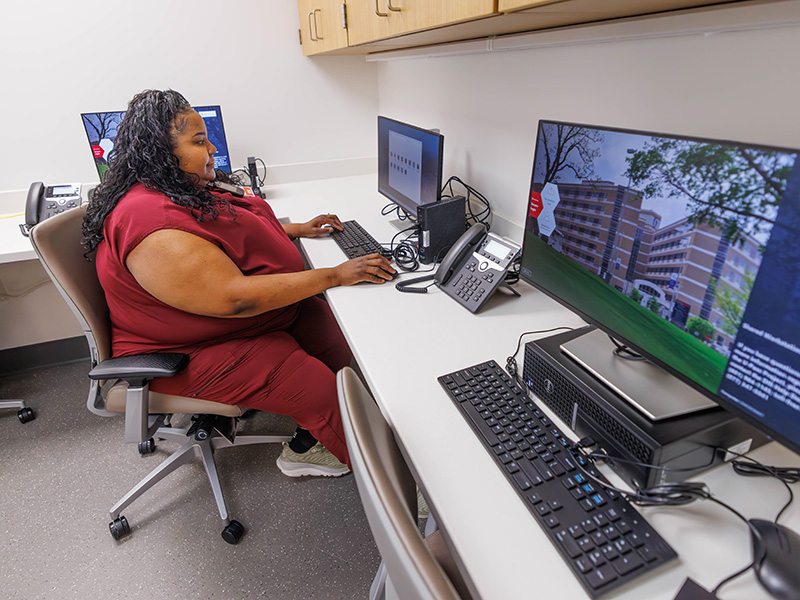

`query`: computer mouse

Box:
[750,519,800,600]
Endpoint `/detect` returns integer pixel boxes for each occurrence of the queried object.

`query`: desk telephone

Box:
[397,223,521,313]
[20,181,82,237]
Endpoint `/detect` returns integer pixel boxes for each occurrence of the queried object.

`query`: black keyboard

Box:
[438,360,677,599]
[330,220,390,259]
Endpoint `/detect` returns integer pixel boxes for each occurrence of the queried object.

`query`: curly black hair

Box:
[81,89,239,254]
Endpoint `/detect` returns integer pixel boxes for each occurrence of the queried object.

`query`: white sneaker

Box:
[417,489,430,519]
[276,442,350,477]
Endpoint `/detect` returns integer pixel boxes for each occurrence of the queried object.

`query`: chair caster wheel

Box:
[221,519,245,545]
[138,438,156,454]
[109,515,131,540]
[17,407,35,424]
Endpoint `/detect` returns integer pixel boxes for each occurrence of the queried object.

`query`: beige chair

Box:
[336,366,473,600]
[30,206,291,544]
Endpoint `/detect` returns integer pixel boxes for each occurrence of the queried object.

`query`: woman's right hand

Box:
[335,254,396,286]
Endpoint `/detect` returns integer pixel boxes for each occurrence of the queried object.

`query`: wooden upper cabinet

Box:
[297,0,751,56]
[298,0,349,56]
[345,0,496,47]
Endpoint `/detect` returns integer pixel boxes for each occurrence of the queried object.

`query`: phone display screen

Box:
[483,239,509,261]
[51,185,77,196]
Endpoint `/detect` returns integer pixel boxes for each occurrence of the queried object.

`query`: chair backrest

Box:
[30,206,113,415]
[336,367,463,600]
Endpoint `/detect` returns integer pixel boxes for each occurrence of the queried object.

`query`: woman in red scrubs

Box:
[82,89,395,475]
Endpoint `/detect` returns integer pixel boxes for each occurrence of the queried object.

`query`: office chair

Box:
[29,206,292,544]
[336,367,472,600]
[0,398,35,423]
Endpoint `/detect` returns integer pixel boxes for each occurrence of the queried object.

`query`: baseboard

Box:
[0,336,89,376]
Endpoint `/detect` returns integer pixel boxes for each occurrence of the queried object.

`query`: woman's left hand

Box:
[299,214,344,238]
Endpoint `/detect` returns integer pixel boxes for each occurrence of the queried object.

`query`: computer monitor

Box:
[377,116,444,218]
[520,119,800,456]
[80,104,232,180]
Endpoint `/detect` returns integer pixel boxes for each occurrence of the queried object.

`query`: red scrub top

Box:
[96,183,304,358]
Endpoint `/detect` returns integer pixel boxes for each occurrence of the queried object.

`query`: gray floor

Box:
[0,361,381,599]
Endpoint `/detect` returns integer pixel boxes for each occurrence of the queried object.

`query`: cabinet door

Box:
[344,0,396,46]
[346,0,495,47]
[499,0,554,10]
[298,0,349,56]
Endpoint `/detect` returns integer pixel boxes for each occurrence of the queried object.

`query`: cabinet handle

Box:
[307,11,318,41]
[387,0,401,12]
[312,8,323,40]
[374,0,388,17]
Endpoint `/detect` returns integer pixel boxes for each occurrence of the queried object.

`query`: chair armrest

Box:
[88,353,189,384]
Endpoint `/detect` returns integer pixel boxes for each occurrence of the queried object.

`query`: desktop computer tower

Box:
[417,195,466,264]
[522,328,769,489]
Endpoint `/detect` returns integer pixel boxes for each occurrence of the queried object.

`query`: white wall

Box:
[0,0,378,353]
[0,0,378,192]
[376,14,800,240]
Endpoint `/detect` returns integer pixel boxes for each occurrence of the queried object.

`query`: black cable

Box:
[390,225,421,272]
[504,251,522,285]
[231,169,249,185]
[724,449,798,522]
[608,335,647,361]
[706,496,764,595]
[585,450,719,474]
[256,158,267,186]
[505,326,576,376]
[381,202,415,223]
[440,176,492,227]
[568,441,765,595]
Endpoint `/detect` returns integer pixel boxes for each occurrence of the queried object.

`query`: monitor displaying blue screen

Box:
[377,116,444,218]
[520,119,800,456]
[81,104,232,180]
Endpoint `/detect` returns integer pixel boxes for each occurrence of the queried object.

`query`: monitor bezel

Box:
[80,104,233,179]
[377,115,444,218]
[80,110,125,181]
[192,104,232,174]
[520,118,800,455]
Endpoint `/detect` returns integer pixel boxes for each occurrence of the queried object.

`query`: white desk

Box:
[2,175,795,598]
[266,173,800,600]
[0,212,36,264]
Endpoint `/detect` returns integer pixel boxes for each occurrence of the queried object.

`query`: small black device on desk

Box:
[330,219,392,259]
[20,181,82,236]
[438,360,677,598]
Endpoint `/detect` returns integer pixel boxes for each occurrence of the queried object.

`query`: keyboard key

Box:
[586,565,618,589]
[556,531,583,558]
[512,472,532,491]
[611,553,644,576]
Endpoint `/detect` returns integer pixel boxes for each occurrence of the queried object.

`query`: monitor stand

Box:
[387,216,417,235]
[559,328,716,421]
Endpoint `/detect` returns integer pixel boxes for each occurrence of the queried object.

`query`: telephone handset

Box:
[434,223,488,286]
[396,222,521,313]
[435,223,521,313]
[20,181,82,237]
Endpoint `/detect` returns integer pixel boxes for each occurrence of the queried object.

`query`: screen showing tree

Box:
[81,105,232,180]
[520,120,800,454]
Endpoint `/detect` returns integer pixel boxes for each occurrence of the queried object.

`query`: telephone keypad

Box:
[442,232,520,313]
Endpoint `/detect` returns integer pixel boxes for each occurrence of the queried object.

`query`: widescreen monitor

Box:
[80,104,232,180]
[377,116,444,218]
[520,119,800,456]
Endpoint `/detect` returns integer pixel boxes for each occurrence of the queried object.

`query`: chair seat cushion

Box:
[105,381,245,417]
